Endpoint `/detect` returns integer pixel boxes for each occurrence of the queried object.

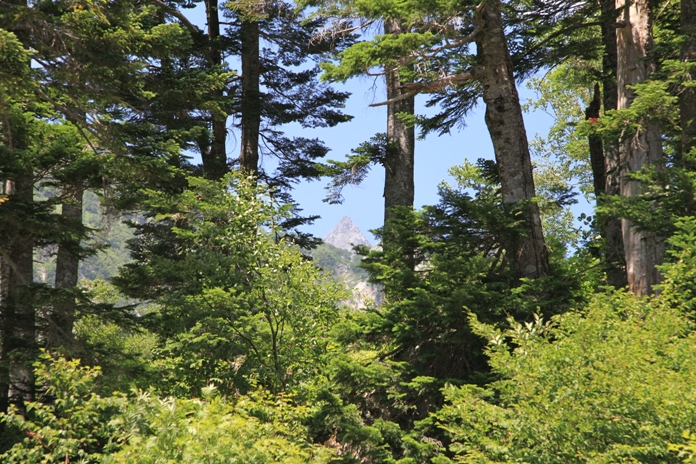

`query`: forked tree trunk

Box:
[383,19,416,223]
[239,19,262,175]
[52,188,84,352]
[600,0,628,288]
[616,0,664,295]
[475,0,549,279]
[0,177,35,413]
[681,0,696,161]
[202,0,228,180]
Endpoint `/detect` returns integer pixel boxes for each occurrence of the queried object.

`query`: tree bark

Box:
[202,0,228,180]
[475,0,549,279]
[600,0,628,288]
[383,19,416,223]
[239,20,262,175]
[0,177,35,414]
[681,0,696,162]
[52,188,83,353]
[616,0,664,295]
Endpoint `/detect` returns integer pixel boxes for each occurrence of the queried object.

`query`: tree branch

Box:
[369,70,476,107]
[421,23,482,56]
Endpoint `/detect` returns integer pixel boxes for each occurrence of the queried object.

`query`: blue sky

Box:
[288,78,556,243]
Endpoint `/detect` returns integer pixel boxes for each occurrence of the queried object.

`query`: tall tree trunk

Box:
[600,0,628,288]
[475,0,549,280]
[0,177,35,414]
[383,20,416,223]
[202,0,228,180]
[239,20,262,175]
[52,188,83,353]
[616,0,664,295]
[681,0,696,161]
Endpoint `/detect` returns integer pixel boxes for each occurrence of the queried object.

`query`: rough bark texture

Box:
[202,0,228,180]
[0,178,35,413]
[616,0,664,295]
[475,0,549,279]
[382,19,416,223]
[239,20,262,175]
[600,0,628,289]
[681,0,696,161]
[52,188,83,352]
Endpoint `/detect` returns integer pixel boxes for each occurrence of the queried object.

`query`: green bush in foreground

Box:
[424,219,696,463]
[0,355,126,463]
[1,355,333,463]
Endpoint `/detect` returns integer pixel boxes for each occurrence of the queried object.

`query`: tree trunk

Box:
[383,20,416,223]
[475,0,549,280]
[586,83,606,199]
[239,20,262,175]
[0,177,35,413]
[202,0,228,180]
[616,0,664,295]
[52,188,83,353]
[681,0,696,161]
[0,2,35,411]
[600,0,628,288]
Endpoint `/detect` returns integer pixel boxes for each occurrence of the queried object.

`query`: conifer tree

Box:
[225,0,352,186]
[383,19,416,223]
[0,0,197,409]
[475,0,549,278]
[1,2,38,411]
[317,0,549,278]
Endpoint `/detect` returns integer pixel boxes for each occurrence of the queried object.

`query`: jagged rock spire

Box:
[323,216,371,251]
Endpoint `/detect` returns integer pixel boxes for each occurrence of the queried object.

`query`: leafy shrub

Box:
[0,354,127,463]
[424,220,696,463]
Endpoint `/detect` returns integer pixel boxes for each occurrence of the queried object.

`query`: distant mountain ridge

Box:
[323,216,371,251]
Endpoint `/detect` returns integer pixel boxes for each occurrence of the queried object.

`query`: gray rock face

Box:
[323,216,371,251]
[315,217,382,308]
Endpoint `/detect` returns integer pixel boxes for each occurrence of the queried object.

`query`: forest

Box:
[1,0,696,462]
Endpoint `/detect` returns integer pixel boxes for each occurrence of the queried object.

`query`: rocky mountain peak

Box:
[323,216,371,251]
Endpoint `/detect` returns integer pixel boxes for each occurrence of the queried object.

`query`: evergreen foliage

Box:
[3,0,696,462]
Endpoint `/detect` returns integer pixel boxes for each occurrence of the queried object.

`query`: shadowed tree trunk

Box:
[599,0,628,288]
[52,188,84,352]
[616,0,664,295]
[1,0,35,413]
[383,20,416,224]
[0,177,35,414]
[202,0,228,180]
[681,0,696,162]
[239,19,262,175]
[475,0,549,280]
